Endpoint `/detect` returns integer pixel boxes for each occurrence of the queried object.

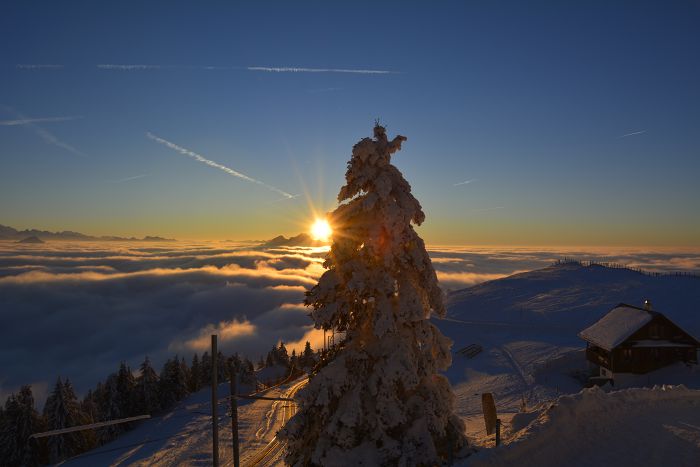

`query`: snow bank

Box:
[465,385,700,467]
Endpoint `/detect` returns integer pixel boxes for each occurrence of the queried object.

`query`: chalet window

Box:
[623,349,632,360]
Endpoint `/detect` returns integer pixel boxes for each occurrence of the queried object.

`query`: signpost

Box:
[481,392,497,436]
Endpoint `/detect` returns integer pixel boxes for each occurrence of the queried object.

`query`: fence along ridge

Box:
[553,257,700,279]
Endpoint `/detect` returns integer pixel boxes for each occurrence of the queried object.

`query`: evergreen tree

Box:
[159,356,189,408]
[0,386,45,466]
[301,340,315,368]
[278,342,290,367]
[241,358,256,386]
[200,351,212,387]
[216,351,227,381]
[97,373,123,442]
[135,356,160,415]
[290,349,298,369]
[280,125,469,465]
[43,378,90,463]
[116,362,136,418]
[189,353,202,392]
[265,346,275,367]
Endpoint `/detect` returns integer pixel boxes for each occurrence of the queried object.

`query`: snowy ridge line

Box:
[553,258,700,278]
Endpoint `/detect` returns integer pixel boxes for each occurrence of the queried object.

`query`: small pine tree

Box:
[190,353,202,393]
[278,342,290,367]
[159,356,189,409]
[200,351,212,387]
[116,362,136,419]
[301,341,315,368]
[97,373,123,442]
[280,125,469,465]
[43,378,90,463]
[0,386,45,466]
[242,358,257,386]
[135,356,160,415]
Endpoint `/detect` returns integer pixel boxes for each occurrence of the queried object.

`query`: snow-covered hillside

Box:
[447,262,700,337]
[464,385,700,466]
[436,262,700,453]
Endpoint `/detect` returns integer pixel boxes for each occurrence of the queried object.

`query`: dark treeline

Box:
[0,341,318,466]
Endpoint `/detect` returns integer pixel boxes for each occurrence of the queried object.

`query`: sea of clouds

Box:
[1,240,699,404]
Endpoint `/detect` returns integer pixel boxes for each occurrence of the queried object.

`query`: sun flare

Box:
[310,219,332,242]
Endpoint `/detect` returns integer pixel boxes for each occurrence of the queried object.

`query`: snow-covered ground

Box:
[62,378,304,466]
[463,385,700,466]
[438,262,700,465]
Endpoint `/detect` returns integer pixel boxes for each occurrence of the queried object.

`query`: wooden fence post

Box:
[230,364,240,467]
[212,335,219,467]
[495,418,501,446]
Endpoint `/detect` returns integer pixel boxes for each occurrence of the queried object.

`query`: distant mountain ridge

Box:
[262,232,326,247]
[0,224,175,242]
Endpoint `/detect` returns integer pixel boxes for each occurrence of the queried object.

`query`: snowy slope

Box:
[447,262,700,338]
[436,262,700,447]
[62,379,302,466]
[463,385,700,466]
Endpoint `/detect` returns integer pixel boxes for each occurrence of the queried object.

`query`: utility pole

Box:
[211,335,219,467]
[230,363,240,467]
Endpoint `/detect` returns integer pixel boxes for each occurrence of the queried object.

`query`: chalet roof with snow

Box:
[578,304,656,351]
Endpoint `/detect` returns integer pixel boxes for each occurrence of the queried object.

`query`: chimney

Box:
[644,299,652,311]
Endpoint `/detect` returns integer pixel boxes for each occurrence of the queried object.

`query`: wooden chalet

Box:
[579,301,699,380]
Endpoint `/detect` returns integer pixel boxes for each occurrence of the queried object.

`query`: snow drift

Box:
[466,385,700,467]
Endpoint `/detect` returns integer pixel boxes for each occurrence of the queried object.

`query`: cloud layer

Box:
[1,240,698,404]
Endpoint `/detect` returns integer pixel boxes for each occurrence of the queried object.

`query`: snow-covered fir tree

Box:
[280,124,469,466]
[43,378,89,463]
[135,356,160,415]
[301,340,316,369]
[97,373,123,442]
[190,353,202,392]
[159,356,189,408]
[0,386,44,466]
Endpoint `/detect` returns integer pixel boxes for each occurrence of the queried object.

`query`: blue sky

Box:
[1,1,699,245]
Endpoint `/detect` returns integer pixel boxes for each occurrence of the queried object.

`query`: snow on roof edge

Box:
[579,303,654,351]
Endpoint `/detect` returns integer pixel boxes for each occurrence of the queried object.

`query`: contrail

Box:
[109,174,149,183]
[1,105,86,157]
[247,66,395,74]
[0,116,82,126]
[92,64,397,74]
[97,64,162,70]
[453,178,477,186]
[146,132,295,199]
[32,126,86,157]
[16,64,63,69]
[620,129,647,138]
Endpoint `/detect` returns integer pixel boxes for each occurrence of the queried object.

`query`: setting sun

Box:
[310,219,332,242]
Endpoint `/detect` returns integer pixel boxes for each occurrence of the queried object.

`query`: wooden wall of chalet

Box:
[614,314,697,373]
[586,314,698,374]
